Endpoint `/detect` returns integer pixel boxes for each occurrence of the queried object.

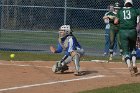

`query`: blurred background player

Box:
[114,2,124,61]
[50,25,84,76]
[114,0,140,76]
[103,4,117,57]
[136,16,140,58]
[136,15,140,48]
[103,4,118,60]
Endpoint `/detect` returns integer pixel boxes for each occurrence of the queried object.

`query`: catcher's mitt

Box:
[52,62,69,73]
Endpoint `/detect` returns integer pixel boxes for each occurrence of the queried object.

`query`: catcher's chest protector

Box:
[59,36,72,50]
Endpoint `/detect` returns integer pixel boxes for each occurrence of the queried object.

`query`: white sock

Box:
[126,59,131,68]
[132,56,136,67]
[110,54,113,57]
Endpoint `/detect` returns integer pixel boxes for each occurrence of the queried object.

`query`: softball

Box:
[10,54,15,59]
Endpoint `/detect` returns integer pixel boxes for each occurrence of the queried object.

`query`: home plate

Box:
[91,60,108,63]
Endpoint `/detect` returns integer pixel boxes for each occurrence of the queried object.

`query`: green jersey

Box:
[105,11,116,30]
[117,7,140,30]
[114,12,119,31]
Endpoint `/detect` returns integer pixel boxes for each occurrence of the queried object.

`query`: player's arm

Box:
[104,18,109,24]
[60,55,69,63]
[114,10,119,25]
[50,43,63,53]
[103,16,109,19]
[114,17,119,25]
[136,16,140,32]
[103,15,116,20]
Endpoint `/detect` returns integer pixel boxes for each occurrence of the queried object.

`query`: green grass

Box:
[0,29,105,46]
[0,50,101,61]
[0,50,124,61]
[79,83,140,93]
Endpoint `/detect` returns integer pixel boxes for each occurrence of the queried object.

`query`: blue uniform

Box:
[55,35,83,57]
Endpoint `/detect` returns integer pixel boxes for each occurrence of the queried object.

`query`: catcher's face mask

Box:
[59,25,71,38]
[59,30,65,38]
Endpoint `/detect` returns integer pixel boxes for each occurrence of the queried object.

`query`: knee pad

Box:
[131,50,136,55]
[77,48,85,56]
[131,50,136,58]
[125,57,130,62]
[131,54,136,57]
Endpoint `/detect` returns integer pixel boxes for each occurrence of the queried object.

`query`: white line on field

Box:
[109,67,140,70]
[0,63,52,68]
[0,75,105,92]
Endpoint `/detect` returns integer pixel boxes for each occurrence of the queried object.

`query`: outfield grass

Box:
[0,29,106,56]
[0,50,124,61]
[0,50,95,61]
[79,83,140,93]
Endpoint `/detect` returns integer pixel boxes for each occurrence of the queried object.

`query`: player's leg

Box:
[104,29,110,56]
[117,32,124,61]
[109,30,115,61]
[60,56,72,73]
[120,30,133,75]
[117,33,123,55]
[129,30,138,75]
[130,49,138,75]
[71,49,84,76]
[113,34,117,56]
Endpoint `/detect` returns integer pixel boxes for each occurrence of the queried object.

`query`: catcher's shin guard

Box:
[73,54,80,73]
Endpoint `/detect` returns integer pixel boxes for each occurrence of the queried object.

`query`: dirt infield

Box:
[0,60,140,93]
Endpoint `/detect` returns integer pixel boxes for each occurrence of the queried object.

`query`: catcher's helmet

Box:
[59,25,72,38]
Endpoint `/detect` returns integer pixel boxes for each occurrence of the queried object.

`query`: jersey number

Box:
[123,10,131,19]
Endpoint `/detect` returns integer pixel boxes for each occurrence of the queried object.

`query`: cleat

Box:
[74,71,83,76]
[119,52,123,56]
[103,52,108,56]
[133,66,138,74]
[109,57,112,61]
[113,52,117,56]
[109,56,112,61]
[52,64,58,73]
[109,54,113,61]
[128,67,137,77]
[129,67,134,76]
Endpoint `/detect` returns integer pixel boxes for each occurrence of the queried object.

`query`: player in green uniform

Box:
[114,0,140,76]
[103,4,118,61]
[103,3,123,61]
[114,2,124,61]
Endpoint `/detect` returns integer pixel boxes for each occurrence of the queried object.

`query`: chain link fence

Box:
[0,0,140,56]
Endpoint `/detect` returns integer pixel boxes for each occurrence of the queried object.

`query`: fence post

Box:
[64,0,67,25]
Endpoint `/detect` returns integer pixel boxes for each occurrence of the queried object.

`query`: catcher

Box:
[50,25,84,76]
